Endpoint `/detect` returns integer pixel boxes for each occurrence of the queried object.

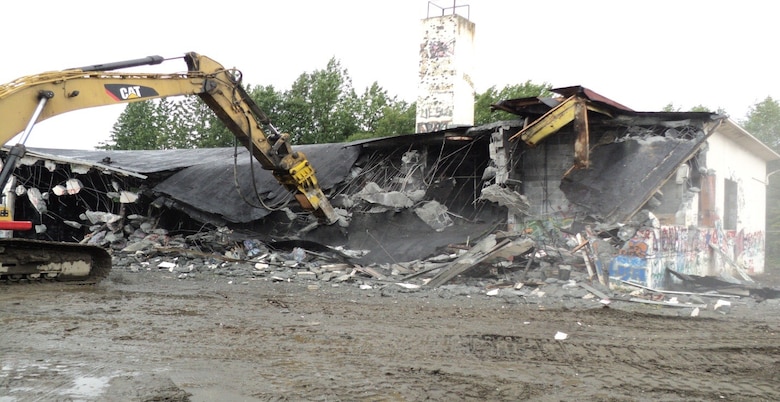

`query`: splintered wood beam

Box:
[573,99,590,169]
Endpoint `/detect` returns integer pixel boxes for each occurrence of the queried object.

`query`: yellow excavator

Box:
[0,52,337,283]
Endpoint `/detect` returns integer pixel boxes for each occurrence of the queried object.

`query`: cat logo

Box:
[104,84,160,102]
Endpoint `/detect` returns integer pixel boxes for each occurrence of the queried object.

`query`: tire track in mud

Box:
[447,333,780,400]
[3,277,780,401]
[100,311,780,401]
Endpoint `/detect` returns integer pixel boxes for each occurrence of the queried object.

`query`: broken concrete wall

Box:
[613,122,772,282]
[513,135,576,220]
[652,162,701,226]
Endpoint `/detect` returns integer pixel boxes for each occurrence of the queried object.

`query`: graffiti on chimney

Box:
[418,103,453,120]
[426,39,455,59]
[416,91,454,133]
[416,121,450,133]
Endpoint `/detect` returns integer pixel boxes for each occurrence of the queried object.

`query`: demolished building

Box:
[491,86,778,289]
[2,86,777,291]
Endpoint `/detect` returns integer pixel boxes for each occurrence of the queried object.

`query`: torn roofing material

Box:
[154,143,360,223]
[559,131,713,225]
[25,147,243,175]
[25,143,361,224]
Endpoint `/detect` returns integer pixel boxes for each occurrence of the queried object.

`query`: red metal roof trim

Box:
[552,86,635,112]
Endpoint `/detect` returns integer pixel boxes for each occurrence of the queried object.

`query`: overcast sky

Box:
[3,0,777,149]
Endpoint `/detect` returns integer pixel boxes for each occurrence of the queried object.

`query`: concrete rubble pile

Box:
[84,210,780,318]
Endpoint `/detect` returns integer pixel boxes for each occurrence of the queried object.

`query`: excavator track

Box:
[0,239,111,284]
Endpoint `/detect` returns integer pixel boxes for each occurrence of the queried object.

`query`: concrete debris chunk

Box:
[355,181,414,209]
[84,210,122,225]
[328,245,369,259]
[158,261,176,269]
[714,299,732,314]
[26,187,47,214]
[478,184,530,215]
[119,191,139,203]
[297,271,317,280]
[52,185,67,196]
[63,220,82,228]
[414,200,453,232]
[65,178,83,195]
[70,164,90,174]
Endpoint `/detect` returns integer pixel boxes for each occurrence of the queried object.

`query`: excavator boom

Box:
[0,52,337,283]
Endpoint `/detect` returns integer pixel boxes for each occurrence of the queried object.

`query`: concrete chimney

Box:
[416,12,475,133]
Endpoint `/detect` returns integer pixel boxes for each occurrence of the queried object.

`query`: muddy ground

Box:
[2,266,780,402]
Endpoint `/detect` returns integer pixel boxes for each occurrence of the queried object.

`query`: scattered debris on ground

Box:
[93,211,780,318]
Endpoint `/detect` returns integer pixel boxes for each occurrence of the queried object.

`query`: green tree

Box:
[356,82,391,132]
[246,84,283,135]
[172,96,233,148]
[100,97,230,150]
[474,81,553,125]
[663,102,728,115]
[741,96,780,151]
[98,101,165,150]
[345,100,417,142]
[374,100,416,137]
[281,58,359,144]
[348,83,416,140]
[99,58,430,149]
[661,103,681,112]
[689,104,711,112]
[740,96,780,267]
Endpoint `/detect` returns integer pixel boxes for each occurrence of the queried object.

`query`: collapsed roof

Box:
[23,144,360,224]
[2,86,750,267]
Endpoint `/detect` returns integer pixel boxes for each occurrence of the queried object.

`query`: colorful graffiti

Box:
[612,225,765,289]
[621,237,651,258]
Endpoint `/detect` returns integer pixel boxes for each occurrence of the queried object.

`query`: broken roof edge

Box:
[8,147,148,179]
[552,85,635,112]
[346,121,527,149]
[491,85,727,124]
[348,126,483,148]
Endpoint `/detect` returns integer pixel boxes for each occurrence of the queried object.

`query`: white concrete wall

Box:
[705,131,767,274]
[416,14,475,133]
[707,132,767,233]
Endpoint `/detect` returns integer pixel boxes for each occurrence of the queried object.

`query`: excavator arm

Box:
[0,52,337,283]
[0,52,337,224]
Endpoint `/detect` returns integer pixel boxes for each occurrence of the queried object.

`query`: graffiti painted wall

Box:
[611,225,765,289]
[416,14,475,133]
